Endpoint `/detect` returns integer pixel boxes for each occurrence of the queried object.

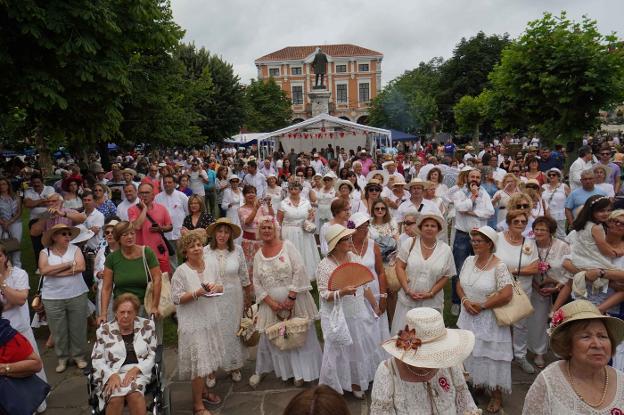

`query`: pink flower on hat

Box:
[438,376,450,392]
[551,309,565,329]
[610,408,622,415]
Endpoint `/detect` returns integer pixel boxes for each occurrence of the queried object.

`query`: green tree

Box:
[243,78,293,132]
[0,0,184,170]
[437,31,510,130]
[369,58,442,134]
[488,12,624,144]
[176,43,246,140]
[453,91,492,145]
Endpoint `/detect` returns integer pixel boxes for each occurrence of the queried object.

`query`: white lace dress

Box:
[204,245,250,372]
[316,187,336,232]
[392,237,456,334]
[317,254,388,394]
[371,359,479,415]
[171,262,225,379]
[522,362,624,415]
[253,240,322,381]
[265,185,283,212]
[220,188,242,244]
[279,197,321,279]
[457,258,513,393]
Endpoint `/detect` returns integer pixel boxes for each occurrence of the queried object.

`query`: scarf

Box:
[0,318,17,347]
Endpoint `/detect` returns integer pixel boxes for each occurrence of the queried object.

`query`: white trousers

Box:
[527,289,551,355]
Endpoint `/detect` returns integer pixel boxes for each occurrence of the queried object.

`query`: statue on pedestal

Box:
[312,47,328,89]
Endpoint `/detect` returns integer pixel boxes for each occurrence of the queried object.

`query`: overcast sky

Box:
[170,0,623,85]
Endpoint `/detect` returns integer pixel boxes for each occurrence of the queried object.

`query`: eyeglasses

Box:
[611,220,624,227]
[138,191,151,195]
[374,207,387,212]
[601,152,611,156]
[58,231,72,237]
[404,221,417,226]
[511,219,528,225]
[104,230,113,235]
[516,204,530,209]
[512,170,520,173]
[368,187,381,192]
[525,185,539,190]
[547,173,558,177]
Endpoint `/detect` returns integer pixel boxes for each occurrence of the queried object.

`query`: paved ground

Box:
[39,336,546,415]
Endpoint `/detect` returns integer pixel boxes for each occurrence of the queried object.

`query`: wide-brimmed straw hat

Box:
[366,170,388,185]
[70,224,95,245]
[549,299,624,356]
[335,179,354,192]
[42,224,80,247]
[206,217,242,240]
[104,220,120,230]
[121,168,137,177]
[325,224,356,253]
[392,177,407,187]
[416,213,446,234]
[406,178,426,190]
[469,226,498,251]
[383,307,475,369]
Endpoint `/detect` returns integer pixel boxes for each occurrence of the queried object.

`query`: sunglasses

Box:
[104,230,113,235]
[516,204,530,209]
[404,220,417,226]
[374,207,387,212]
[547,173,559,177]
[368,187,381,192]
[58,231,72,237]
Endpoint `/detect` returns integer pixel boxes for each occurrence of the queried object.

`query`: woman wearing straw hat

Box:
[392,214,455,334]
[522,300,624,414]
[249,216,321,388]
[456,226,514,414]
[317,223,386,399]
[38,224,89,373]
[171,229,225,413]
[204,218,253,384]
[371,307,479,415]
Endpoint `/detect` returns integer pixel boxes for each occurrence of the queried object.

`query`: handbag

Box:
[30,275,45,313]
[386,237,418,293]
[302,219,316,233]
[142,247,176,318]
[237,305,260,347]
[491,237,534,326]
[326,291,352,346]
[265,311,309,351]
[0,230,19,253]
[0,374,51,415]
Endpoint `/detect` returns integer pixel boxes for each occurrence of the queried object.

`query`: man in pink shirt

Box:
[141,163,161,194]
[358,150,374,176]
[128,183,173,274]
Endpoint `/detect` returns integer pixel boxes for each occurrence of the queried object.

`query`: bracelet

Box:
[461,296,469,305]
[379,293,388,299]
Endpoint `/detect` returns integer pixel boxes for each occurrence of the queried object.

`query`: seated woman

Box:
[91,293,157,415]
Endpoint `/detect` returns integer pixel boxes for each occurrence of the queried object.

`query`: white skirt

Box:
[281,224,320,280]
[255,324,322,381]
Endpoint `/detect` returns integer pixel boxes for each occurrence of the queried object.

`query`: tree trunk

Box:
[96,141,111,171]
[33,130,53,177]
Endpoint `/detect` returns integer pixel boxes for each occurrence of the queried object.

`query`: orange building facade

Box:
[254,44,383,124]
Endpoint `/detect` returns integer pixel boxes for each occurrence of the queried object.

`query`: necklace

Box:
[567,361,609,408]
[473,254,494,273]
[404,363,436,378]
[506,231,522,244]
[352,238,367,257]
[421,239,437,250]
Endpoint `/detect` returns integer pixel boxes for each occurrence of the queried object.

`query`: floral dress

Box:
[96,199,117,222]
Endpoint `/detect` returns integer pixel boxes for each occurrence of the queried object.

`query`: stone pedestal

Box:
[309,88,331,117]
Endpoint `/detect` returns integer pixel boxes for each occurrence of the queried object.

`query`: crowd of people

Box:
[1,135,624,414]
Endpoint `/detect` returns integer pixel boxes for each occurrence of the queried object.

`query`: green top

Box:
[105,247,159,304]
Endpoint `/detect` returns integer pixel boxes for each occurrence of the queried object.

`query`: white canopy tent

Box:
[256,113,391,158]
[224,133,266,146]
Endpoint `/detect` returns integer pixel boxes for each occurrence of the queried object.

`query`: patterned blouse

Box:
[182,212,214,231]
[96,199,117,222]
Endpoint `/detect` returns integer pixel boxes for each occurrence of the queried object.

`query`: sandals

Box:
[486,395,503,413]
[201,391,222,405]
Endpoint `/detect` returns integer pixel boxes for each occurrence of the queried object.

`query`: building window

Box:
[291,67,302,75]
[359,83,370,102]
[269,68,280,77]
[335,64,347,73]
[292,85,303,105]
[358,63,369,72]
[336,84,348,104]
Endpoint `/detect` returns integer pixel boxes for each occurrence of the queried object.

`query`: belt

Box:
[242,231,257,240]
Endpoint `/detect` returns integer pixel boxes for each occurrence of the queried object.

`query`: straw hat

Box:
[392,177,407,187]
[469,226,498,251]
[383,307,475,369]
[122,168,137,177]
[460,166,475,173]
[322,172,337,181]
[366,169,388,185]
[325,224,356,253]
[547,167,562,177]
[382,160,396,169]
[104,220,120,230]
[465,145,475,151]
[349,212,370,229]
[335,179,354,192]
[70,224,95,245]
[42,224,80,247]
[406,178,426,189]
[549,299,624,356]
[525,179,541,188]
[416,213,446,234]
[206,217,242,240]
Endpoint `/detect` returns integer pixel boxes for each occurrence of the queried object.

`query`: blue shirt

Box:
[565,187,607,212]
[204,169,217,192]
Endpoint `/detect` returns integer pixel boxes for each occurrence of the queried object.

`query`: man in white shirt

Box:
[23,173,57,260]
[188,159,209,196]
[463,145,476,163]
[338,152,349,170]
[569,145,594,191]
[450,167,494,314]
[396,178,442,224]
[117,183,139,221]
[353,161,367,191]
[243,160,267,197]
[81,190,105,252]
[259,158,276,177]
[155,174,189,269]
[382,160,405,181]
[311,153,325,174]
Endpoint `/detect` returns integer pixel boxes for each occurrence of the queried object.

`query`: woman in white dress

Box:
[249,216,321,388]
[371,307,479,415]
[492,173,521,225]
[456,226,514,414]
[220,176,242,244]
[171,230,225,414]
[319,198,351,257]
[317,224,386,399]
[349,212,390,345]
[316,173,337,235]
[277,181,320,279]
[541,168,570,240]
[204,219,252,383]
[265,174,283,212]
[392,214,456,334]
[497,209,539,374]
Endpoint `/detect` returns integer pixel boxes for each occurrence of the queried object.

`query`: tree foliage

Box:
[453,91,493,144]
[437,31,510,130]
[369,58,442,134]
[243,78,293,132]
[488,12,624,143]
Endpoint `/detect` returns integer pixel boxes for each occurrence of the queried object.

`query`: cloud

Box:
[170,0,623,85]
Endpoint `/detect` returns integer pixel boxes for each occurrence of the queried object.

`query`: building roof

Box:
[255,44,383,63]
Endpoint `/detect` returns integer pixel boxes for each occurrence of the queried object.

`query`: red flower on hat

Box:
[610,408,622,415]
[438,376,450,392]
[551,309,565,329]
[395,325,422,352]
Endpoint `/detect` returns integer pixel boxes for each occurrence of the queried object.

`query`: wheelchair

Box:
[84,344,170,415]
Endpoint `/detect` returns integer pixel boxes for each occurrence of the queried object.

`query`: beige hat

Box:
[325,224,356,252]
[322,172,337,181]
[206,217,242,240]
[407,178,426,189]
[525,179,540,188]
[549,300,624,356]
[382,160,396,169]
[104,219,120,230]
[469,226,498,251]
[70,224,95,245]
[465,145,475,151]
[392,177,407,187]
[416,213,446,234]
[366,169,388,185]
[42,224,80,248]
[383,307,475,369]
[335,179,354,192]
[122,168,137,177]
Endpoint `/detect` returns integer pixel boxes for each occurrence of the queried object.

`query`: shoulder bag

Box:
[325,291,352,346]
[142,246,176,318]
[385,236,417,292]
[491,237,534,326]
[237,305,260,347]
[0,229,19,253]
[0,374,50,415]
